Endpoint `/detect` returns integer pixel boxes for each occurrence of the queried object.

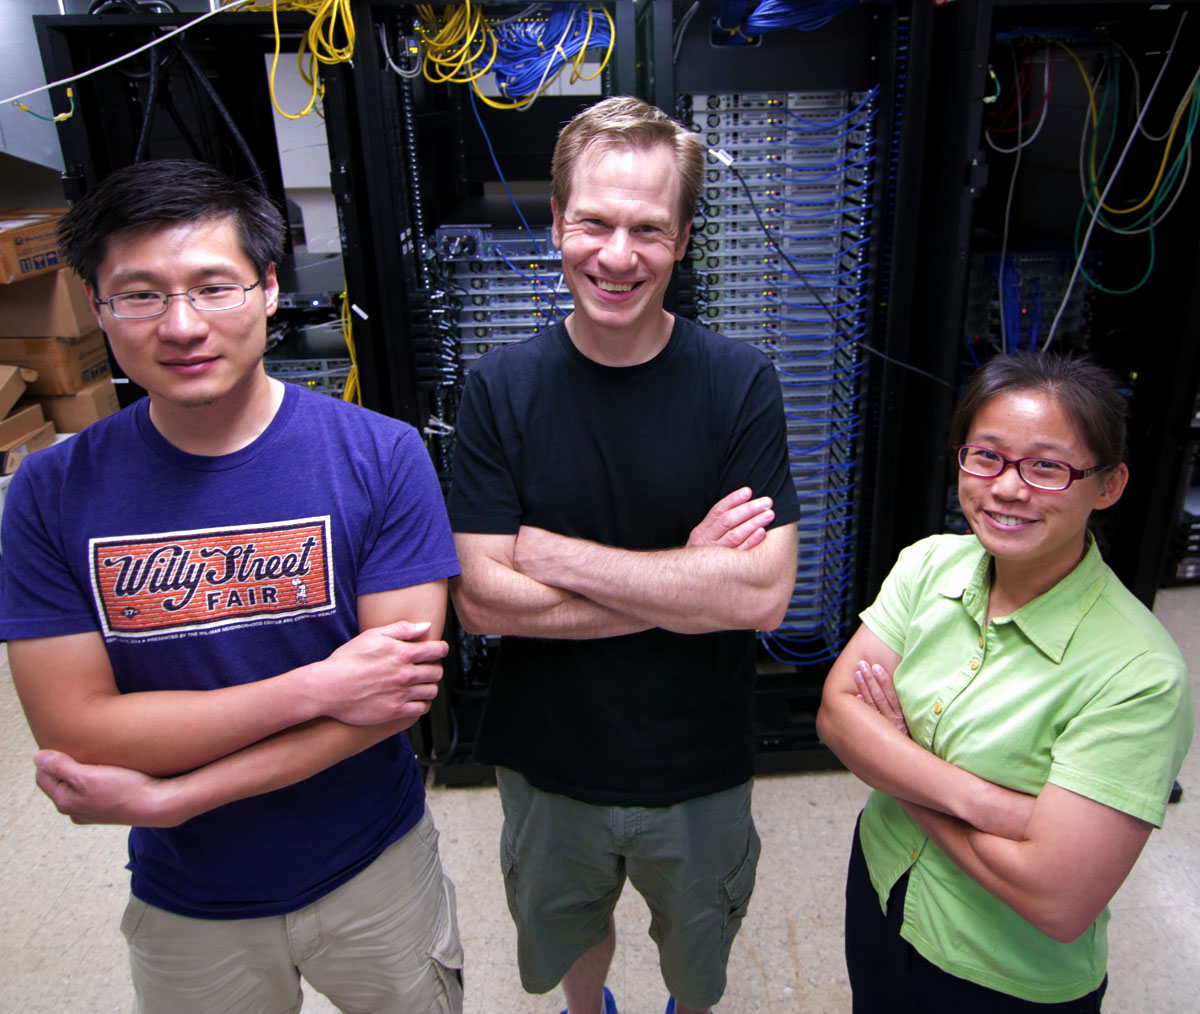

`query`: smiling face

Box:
[86,216,279,414]
[551,141,691,362]
[958,389,1128,591]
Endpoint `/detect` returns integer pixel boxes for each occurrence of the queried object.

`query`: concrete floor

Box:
[1,587,1198,1013]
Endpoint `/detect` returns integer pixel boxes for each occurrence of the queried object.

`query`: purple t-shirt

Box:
[0,383,459,918]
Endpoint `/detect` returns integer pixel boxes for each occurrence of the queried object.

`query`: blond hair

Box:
[551,96,704,229]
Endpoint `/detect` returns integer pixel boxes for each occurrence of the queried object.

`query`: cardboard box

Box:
[0,208,68,284]
[0,268,95,337]
[0,330,111,395]
[0,363,37,418]
[0,420,54,474]
[32,377,118,432]
[0,403,45,447]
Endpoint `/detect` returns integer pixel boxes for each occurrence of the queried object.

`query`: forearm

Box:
[817,690,1033,839]
[147,717,410,826]
[900,801,1084,941]
[902,780,1154,944]
[516,528,796,634]
[13,644,333,777]
[452,559,650,640]
[14,588,448,778]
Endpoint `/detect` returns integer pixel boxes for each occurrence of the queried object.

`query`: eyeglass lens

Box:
[109,284,248,318]
[958,446,1071,489]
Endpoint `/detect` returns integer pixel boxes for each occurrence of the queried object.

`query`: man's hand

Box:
[311,619,448,726]
[34,750,182,828]
[854,659,909,736]
[688,487,775,550]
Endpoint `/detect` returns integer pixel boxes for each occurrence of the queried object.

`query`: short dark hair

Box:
[948,352,1128,472]
[58,159,286,289]
[551,96,704,229]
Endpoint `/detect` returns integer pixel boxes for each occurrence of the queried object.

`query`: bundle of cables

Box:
[713,0,889,41]
[1071,39,1200,296]
[236,0,355,119]
[984,14,1199,346]
[413,0,613,109]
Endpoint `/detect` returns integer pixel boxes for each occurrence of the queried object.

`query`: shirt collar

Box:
[939,533,1109,662]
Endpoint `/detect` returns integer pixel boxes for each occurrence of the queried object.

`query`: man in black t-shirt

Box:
[448,96,799,1014]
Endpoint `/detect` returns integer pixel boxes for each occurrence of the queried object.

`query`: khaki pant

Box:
[121,808,463,1014]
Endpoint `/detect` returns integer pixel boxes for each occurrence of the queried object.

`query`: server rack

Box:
[909,0,1200,607]
[650,0,933,769]
[344,1,935,776]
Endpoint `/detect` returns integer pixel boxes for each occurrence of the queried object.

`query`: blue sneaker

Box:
[560,986,618,1014]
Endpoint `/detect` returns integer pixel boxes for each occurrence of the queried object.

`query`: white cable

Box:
[379,24,422,78]
[673,1,700,64]
[514,7,576,112]
[985,46,1051,154]
[1108,36,1195,144]
[1,1,247,108]
[1044,10,1187,350]
[1077,55,1199,224]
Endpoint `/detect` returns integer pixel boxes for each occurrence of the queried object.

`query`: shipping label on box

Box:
[0,268,96,337]
[0,209,68,285]
[0,330,111,395]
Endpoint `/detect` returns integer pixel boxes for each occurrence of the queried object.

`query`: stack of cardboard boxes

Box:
[0,209,118,478]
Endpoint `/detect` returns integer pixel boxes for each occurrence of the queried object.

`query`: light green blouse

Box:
[859,533,1193,1003]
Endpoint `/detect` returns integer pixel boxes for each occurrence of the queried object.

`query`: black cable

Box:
[133,42,162,162]
[156,82,210,161]
[720,154,957,393]
[172,36,267,188]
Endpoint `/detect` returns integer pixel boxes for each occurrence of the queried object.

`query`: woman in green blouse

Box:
[817,353,1193,1012]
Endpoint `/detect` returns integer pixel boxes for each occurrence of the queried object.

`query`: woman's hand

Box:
[854,659,908,736]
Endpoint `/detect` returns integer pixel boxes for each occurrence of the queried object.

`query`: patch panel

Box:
[685,86,879,657]
[432,225,573,372]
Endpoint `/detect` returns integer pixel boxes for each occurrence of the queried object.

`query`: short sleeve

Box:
[0,457,98,639]
[356,426,460,595]
[718,359,800,527]
[860,539,932,657]
[446,367,523,535]
[1048,650,1194,827]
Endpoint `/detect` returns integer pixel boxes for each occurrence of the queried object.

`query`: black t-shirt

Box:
[447,316,799,805]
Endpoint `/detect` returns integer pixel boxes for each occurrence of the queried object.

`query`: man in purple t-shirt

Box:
[0,160,463,1012]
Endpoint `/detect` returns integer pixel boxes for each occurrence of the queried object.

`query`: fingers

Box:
[375,619,432,640]
[690,488,775,548]
[33,752,86,818]
[390,637,449,663]
[715,495,773,531]
[855,660,908,735]
[707,486,755,515]
[853,661,878,708]
[727,510,774,550]
[34,749,81,783]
